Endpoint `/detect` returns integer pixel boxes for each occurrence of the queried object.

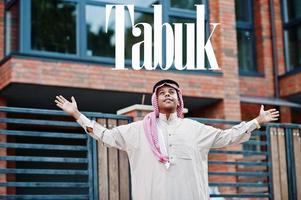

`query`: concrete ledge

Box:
[117,104,188,115]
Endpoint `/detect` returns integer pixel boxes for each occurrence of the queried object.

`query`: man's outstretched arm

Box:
[55,95,138,151]
[199,105,279,149]
[204,118,259,149]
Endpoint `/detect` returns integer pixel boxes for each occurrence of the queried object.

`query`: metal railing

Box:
[0,106,132,200]
[192,117,273,199]
[0,107,300,200]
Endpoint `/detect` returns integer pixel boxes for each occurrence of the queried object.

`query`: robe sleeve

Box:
[199,119,259,149]
[76,113,139,152]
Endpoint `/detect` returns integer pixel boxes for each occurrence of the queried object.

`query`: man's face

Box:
[156,85,180,113]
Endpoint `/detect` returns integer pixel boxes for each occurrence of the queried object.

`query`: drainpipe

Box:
[269,0,280,98]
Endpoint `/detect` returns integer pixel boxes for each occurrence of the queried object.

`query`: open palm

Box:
[55,95,78,116]
[257,105,279,124]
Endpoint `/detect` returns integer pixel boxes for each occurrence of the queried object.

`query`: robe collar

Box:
[158,112,178,124]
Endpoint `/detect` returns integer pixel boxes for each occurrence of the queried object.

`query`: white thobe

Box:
[76,112,259,200]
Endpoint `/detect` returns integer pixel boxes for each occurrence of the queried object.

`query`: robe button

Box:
[168,134,171,136]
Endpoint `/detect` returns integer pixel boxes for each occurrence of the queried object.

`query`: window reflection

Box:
[169,17,210,69]
[86,6,115,57]
[125,12,154,60]
[86,5,153,59]
[169,17,195,67]
[283,0,301,22]
[235,0,250,22]
[5,0,19,55]
[170,0,204,10]
[284,26,301,71]
[282,0,301,71]
[91,0,159,7]
[31,0,77,54]
[237,30,255,72]
[235,0,256,72]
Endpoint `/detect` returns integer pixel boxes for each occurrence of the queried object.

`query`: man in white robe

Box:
[55,79,279,200]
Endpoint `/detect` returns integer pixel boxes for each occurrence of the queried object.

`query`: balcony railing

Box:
[0,106,300,199]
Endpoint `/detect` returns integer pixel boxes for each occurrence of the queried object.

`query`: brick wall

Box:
[280,73,301,97]
[280,106,292,123]
[0,57,226,99]
[273,0,286,75]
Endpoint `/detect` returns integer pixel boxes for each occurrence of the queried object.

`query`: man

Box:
[55,79,279,200]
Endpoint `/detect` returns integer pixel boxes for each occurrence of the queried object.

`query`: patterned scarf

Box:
[143,82,184,164]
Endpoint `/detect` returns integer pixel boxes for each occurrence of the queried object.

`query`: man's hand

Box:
[256,105,279,125]
[55,95,80,120]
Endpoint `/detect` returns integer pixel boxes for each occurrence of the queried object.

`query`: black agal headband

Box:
[152,79,180,93]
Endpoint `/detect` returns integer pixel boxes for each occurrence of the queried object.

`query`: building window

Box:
[170,0,201,11]
[5,0,19,55]
[31,0,77,54]
[169,17,196,66]
[282,0,301,72]
[85,5,114,58]
[168,0,209,69]
[86,5,153,60]
[235,0,257,73]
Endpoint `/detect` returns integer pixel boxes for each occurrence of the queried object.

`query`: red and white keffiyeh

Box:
[143,81,184,164]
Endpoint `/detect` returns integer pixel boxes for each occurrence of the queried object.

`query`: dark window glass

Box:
[235,0,250,22]
[283,0,301,71]
[170,0,204,11]
[5,1,19,55]
[169,17,195,67]
[237,29,256,72]
[168,17,210,69]
[235,0,256,72]
[86,5,153,60]
[283,0,301,21]
[31,0,77,54]
[124,12,154,60]
[92,0,159,7]
[284,25,301,71]
[86,6,114,57]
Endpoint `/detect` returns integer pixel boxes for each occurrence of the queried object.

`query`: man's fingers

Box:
[56,103,63,109]
[55,99,65,107]
[55,99,63,107]
[267,108,277,112]
[71,96,76,103]
[270,111,279,114]
[54,99,62,105]
[56,95,65,103]
[59,95,69,102]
